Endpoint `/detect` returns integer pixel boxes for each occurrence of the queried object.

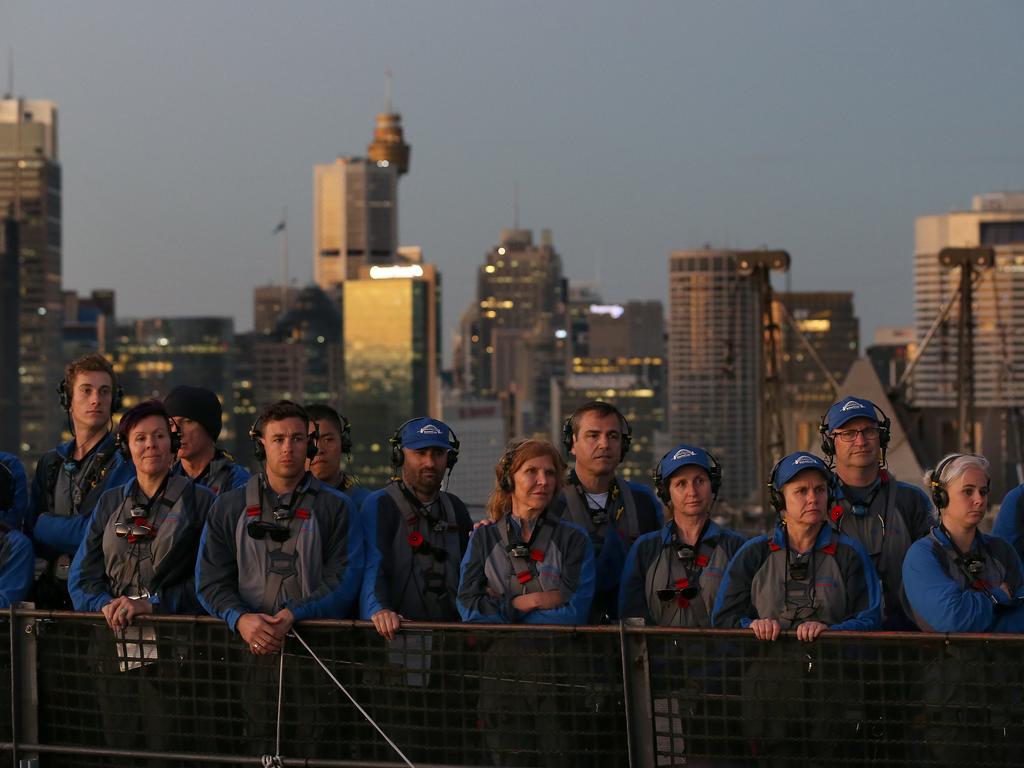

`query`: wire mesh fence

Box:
[2,611,1023,767]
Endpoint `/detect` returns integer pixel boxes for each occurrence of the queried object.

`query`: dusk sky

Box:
[4,1,1023,359]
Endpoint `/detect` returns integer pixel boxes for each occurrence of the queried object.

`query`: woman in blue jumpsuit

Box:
[713,451,880,765]
[69,399,213,765]
[458,439,595,766]
[903,452,1024,765]
[619,444,746,764]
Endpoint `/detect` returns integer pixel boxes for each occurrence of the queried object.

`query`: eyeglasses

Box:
[114,521,154,539]
[246,520,291,542]
[832,427,881,443]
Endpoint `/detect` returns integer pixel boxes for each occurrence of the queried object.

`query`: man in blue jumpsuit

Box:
[27,353,133,608]
[196,400,363,760]
[305,404,368,510]
[165,384,249,499]
[820,395,932,630]
[555,400,661,623]
[359,416,474,763]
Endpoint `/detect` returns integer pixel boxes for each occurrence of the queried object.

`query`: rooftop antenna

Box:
[513,180,519,229]
[385,68,393,113]
[4,47,12,99]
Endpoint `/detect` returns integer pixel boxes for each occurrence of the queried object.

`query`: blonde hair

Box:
[485,439,566,522]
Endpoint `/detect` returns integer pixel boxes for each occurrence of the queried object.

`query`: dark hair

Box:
[255,400,310,433]
[570,400,626,438]
[117,399,173,447]
[65,353,116,390]
[305,404,343,433]
[485,439,566,522]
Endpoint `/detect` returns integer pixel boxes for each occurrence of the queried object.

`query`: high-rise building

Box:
[460,228,568,435]
[556,298,668,486]
[253,284,301,335]
[62,289,115,367]
[343,262,441,489]
[313,157,398,287]
[912,193,1024,410]
[668,249,761,503]
[1,99,62,459]
[110,317,235,442]
[910,193,1024,490]
[0,211,19,450]
[774,291,859,452]
[367,110,410,176]
[251,284,343,407]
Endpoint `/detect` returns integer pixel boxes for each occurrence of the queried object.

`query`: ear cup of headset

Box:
[57,380,71,411]
[307,426,320,461]
[249,423,265,461]
[819,417,835,459]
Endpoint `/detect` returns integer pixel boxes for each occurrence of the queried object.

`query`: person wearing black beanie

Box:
[164,385,250,497]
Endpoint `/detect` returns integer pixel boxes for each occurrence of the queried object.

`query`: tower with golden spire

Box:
[367,69,410,176]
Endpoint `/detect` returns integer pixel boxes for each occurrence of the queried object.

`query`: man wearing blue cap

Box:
[360,417,472,638]
[619,444,745,627]
[358,417,473,765]
[820,395,932,630]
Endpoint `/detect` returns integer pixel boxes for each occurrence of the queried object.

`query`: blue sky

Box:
[4,1,1023,358]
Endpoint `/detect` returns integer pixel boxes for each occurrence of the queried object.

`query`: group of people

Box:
[4,353,1024,763]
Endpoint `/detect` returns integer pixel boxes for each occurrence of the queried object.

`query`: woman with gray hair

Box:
[902,452,1024,633]
[903,454,1024,765]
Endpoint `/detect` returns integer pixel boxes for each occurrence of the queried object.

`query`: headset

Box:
[561,403,633,462]
[389,419,460,470]
[497,440,525,493]
[58,377,124,414]
[115,416,182,460]
[249,418,319,462]
[819,400,891,461]
[929,453,990,510]
[767,456,834,514]
[651,449,722,504]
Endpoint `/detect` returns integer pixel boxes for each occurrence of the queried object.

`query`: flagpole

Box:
[279,207,288,312]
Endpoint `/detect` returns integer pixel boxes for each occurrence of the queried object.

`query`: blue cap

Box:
[825,396,879,431]
[399,418,457,451]
[657,444,713,482]
[772,451,830,490]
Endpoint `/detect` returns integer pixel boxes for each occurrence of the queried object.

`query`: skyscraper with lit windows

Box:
[1,98,63,460]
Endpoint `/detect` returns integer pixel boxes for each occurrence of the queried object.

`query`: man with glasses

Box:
[27,354,134,608]
[820,396,932,630]
[196,400,364,758]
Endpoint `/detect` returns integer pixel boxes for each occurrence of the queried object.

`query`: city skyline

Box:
[3,2,1022,361]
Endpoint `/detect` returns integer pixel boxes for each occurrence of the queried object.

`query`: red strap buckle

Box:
[517,571,533,585]
[822,542,838,556]
[695,554,709,568]
[530,549,545,562]
[674,577,690,590]
[296,508,310,520]
[245,505,261,518]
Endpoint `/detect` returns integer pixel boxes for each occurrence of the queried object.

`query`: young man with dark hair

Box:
[196,400,364,758]
[164,384,249,496]
[556,400,661,623]
[27,353,134,608]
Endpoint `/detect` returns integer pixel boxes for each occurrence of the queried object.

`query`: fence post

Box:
[12,605,39,768]
[619,620,655,768]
